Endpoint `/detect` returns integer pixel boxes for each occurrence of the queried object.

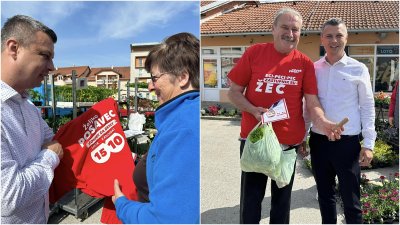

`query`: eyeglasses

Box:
[150,72,170,83]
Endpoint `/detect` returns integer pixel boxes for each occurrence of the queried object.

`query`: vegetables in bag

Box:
[240,122,281,175]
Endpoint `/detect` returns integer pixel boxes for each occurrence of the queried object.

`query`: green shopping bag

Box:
[240,122,281,175]
[269,148,297,188]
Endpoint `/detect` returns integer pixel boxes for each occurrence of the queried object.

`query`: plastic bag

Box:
[269,149,297,188]
[128,112,146,131]
[240,122,282,175]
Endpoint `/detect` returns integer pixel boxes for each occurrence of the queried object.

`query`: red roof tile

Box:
[52,66,130,82]
[201,1,399,35]
[51,66,90,78]
[201,0,217,7]
[88,66,130,81]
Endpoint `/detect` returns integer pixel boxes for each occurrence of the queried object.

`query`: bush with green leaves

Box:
[218,107,225,115]
[44,115,72,130]
[28,89,43,101]
[371,140,398,168]
[55,86,117,102]
[128,82,148,89]
[227,108,237,117]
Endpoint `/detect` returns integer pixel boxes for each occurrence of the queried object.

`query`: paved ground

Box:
[47,118,398,224]
[200,119,398,224]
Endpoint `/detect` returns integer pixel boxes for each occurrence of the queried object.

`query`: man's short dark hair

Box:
[321,18,346,31]
[1,15,57,52]
[145,32,199,89]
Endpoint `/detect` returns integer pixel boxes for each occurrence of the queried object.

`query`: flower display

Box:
[374,91,391,108]
[207,105,220,116]
[361,173,399,224]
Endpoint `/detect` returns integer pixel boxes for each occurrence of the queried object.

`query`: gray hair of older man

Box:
[273,8,303,27]
[1,15,57,52]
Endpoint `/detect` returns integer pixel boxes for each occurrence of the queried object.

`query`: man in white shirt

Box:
[305,18,376,224]
[1,15,63,223]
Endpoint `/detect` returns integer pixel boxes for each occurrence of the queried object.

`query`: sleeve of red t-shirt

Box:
[389,81,398,117]
[302,55,318,95]
[227,45,255,87]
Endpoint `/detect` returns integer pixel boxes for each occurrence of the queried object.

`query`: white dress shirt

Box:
[1,81,60,223]
[310,54,376,150]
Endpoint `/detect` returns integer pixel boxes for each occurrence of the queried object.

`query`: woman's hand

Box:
[112,179,125,204]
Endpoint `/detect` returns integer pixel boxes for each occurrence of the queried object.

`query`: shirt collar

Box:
[0,80,28,103]
[323,53,349,66]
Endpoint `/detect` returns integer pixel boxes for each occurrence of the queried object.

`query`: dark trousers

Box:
[239,140,296,224]
[309,132,362,224]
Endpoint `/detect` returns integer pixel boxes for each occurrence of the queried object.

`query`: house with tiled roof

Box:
[201,1,260,23]
[51,66,91,86]
[88,66,130,88]
[130,42,160,101]
[200,0,399,103]
[130,42,159,80]
[48,66,131,100]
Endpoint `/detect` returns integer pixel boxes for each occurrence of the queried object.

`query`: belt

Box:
[282,144,300,151]
[310,131,361,141]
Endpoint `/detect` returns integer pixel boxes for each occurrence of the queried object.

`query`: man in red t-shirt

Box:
[227,8,343,224]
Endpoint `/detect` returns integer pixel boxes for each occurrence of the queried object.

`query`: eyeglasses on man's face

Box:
[150,72,170,83]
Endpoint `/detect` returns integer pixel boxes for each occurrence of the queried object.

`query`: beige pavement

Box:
[200,118,398,224]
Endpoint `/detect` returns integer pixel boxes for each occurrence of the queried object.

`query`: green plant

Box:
[371,140,398,168]
[55,86,117,102]
[303,156,312,170]
[218,107,225,115]
[44,115,72,130]
[227,108,237,117]
[128,82,148,89]
[28,89,43,102]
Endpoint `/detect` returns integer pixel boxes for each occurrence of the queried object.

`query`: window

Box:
[352,57,374,82]
[221,47,243,55]
[202,48,216,55]
[375,57,399,92]
[201,46,246,89]
[221,57,240,88]
[203,59,218,88]
[349,46,374,55]
[135,57,146,68]
[375,45,399,92]
[138,68,145,76]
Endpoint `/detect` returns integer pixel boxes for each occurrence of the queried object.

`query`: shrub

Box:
[371,140,398,168]
[227,108,237,117]
[218,107,225,115]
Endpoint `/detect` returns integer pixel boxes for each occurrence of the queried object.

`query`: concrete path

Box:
[200,119,398,224]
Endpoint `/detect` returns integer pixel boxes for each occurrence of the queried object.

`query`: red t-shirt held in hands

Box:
[49,98,137,223]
